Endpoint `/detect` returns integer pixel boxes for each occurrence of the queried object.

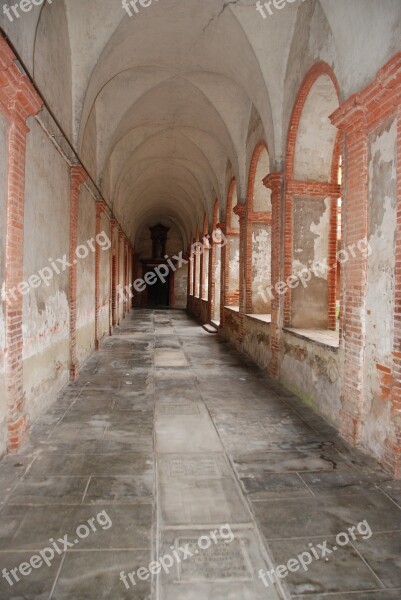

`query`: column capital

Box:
[331,52,401,134]
[233,203,246,221]
[263,171,283,193]
[96,198,109,216]
[70,165,88,187]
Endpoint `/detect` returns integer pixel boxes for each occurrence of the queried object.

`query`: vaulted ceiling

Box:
[1,0,400,248]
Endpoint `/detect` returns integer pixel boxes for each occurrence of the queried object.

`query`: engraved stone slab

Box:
[155,349,188,368]
[176,537,252,582]
[158,477,251,526]
[158,404,200,416]
[169,457,221,478]
[159,528,281,600]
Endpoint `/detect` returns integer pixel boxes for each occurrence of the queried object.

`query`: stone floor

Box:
[0,309,400,599]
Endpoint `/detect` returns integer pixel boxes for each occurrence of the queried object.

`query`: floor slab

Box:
[0,309,399,600]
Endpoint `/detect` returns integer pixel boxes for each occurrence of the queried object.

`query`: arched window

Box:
[246,143,272,315]
[211,200,222,324]
[201,214,209,301]
[224,179,240,308]
[194,226,201,298]
[285,63,341,335]
[189,236,194,296]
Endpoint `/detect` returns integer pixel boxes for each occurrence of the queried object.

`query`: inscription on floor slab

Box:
[158,404,200,416]
[155,349,187,368]
[169,457,220,477]
[176,538,253,582]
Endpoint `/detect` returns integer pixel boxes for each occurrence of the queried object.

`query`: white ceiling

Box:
[1,0,400,247]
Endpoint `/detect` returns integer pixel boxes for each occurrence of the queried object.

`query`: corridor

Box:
[0,310,400,599]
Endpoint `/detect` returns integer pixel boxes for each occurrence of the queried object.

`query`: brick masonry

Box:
[69,165,88,381]
[0,36,42,452]
[0,33,133,454]
[331,52,401,475]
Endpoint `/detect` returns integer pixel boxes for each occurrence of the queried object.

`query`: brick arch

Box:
[244,141,272,314]
[247,140,269,211]
[284,61,342,331]
[193,225,201,298]
[202,212,209,236]
[223,178,240,308]
[212,198,220,230]
[286,61,341,181]
[226,177,238,230]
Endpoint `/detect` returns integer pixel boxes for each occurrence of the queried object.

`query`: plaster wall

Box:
[22,116,70,422]
[362,117,397,462]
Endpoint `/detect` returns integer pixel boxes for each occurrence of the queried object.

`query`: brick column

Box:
[95,199,108,350]
[69,166,87,380]
[194,239,201,299]
[0,37,42,451]
[331,53,401,453]
[234,203,246,334]
[234,204,246,312]
[110,220,118,328]
[386,103,401,476]
[118,230,124,323]
[263,172,283,379]
[126,240,131,314]
[208,234,216,323]
[244,207,253,314]
[188,244,194,306]
[217,223,226,329]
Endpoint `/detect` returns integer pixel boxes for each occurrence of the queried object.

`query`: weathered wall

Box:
[228,237,240,300]
[251,224,271,314]
[294,75,338,182]
[221,307,242,350]
[76,186,96,364]
[213,246,222,322]
[280,332,342,425]
[0,112,8,456]
[292,197,330,328]
[173,265,187,309]
[243,317,271,369]
[362,117,397,462]
[22,115,70,422]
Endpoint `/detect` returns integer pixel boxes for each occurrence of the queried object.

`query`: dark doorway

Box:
[147,271,170,307]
